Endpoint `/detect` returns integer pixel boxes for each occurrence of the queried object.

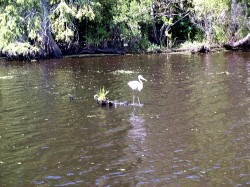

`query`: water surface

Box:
[0,52,249,186]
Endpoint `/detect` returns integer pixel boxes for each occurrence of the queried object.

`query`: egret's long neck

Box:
[138,77,143,86]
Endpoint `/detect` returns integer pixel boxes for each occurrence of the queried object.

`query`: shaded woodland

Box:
[0,0,249,60]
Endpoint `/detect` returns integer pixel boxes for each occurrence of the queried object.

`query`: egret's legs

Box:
[132,90,135,105]
[137,96,140,105]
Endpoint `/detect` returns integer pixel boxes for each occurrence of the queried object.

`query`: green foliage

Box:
[113,0,153,41]
[140,36,150,50]
[0,0,96,58]
[213,25,227,44]
[146,43,161,53]
[0,0,41,57]
[191,0,230,43]
[174,18,197,41]
[97,27,110,42]
[1,42,39,57]
[94,87,110,101]
[194,29,204,42]
[51,1,95,42]
[0,0,249,59]
[191,0,249,44]
[83,26,110,48]
[162,17,173,27]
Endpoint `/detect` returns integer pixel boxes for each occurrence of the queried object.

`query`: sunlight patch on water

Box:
[111,70,136,75]
[0,75,14,79]
[186,174,202,180]
[55,180,84,186]
[45,175,62,180]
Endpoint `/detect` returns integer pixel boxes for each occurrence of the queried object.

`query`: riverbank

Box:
[1,42,248,61]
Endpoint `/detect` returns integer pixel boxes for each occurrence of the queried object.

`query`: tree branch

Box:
[224,33,250,49]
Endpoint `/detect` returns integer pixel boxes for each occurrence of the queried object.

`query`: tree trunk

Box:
[204,14,213,43]
[229,0,238,38]
[152,24,159,44]
[40,0,63,58]
[159,23,166,46]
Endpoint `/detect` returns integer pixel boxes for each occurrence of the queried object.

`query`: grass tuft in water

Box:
[94,86,110,101]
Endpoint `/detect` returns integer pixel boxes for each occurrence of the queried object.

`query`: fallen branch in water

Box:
[224,33,250,49]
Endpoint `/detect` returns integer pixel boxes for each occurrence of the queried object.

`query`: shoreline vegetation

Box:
[0,42,248,61]
[0,0,249,61]
[2,42,247,61]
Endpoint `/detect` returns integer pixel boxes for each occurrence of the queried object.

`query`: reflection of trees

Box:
[142,53,249,185]
[0,61,101,186]
[0,78,3,109]
[185,53,249,185]
[187,54,230,179]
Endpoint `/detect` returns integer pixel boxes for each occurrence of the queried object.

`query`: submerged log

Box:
[95,99,144,107]
[96,100,114,107]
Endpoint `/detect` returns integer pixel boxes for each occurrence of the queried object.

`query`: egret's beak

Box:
[142,77,147,81]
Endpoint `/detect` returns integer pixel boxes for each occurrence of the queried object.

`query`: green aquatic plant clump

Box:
[94,87,110,101]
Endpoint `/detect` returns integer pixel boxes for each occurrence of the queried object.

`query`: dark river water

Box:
[0,52,249,186]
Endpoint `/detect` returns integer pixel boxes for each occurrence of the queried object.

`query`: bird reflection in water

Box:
[128,108,147,157]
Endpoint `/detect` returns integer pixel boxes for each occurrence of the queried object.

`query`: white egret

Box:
[128,75,147,105]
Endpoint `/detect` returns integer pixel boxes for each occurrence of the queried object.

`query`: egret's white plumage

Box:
[128,75,147,104]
